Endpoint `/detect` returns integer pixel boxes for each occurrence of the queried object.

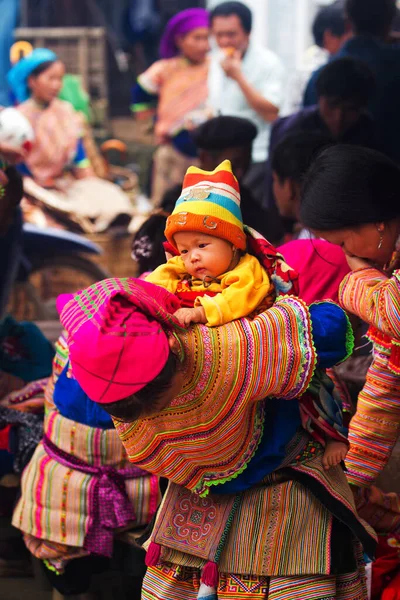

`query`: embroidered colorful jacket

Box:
[114,296,350,497]
[339,267,400,487]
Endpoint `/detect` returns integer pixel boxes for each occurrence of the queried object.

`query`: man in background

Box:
[264,57,376,242]
[207,1,284,208]
[304,0,400,162]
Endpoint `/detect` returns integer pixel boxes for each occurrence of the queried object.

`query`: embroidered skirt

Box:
[142,558,367,600]
[147,450,376,578]
[12,409,159,554]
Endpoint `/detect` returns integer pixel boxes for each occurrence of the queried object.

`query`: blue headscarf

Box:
[7,48,58,103]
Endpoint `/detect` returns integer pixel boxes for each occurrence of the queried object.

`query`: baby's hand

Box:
[174,307,206,327]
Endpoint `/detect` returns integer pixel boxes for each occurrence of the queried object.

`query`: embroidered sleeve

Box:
[248,296,317,401]
[247,298,353,402]
[195,256,273,326]
[339,268,400,340]
[145,256,186,295]
[137,60,167,95]
[131,60,167,118]
[346,351,400,487]
[130,81,158,118]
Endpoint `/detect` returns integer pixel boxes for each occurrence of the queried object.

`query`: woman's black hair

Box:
[210,1,252,33]
[315,57,375,106]
[312,1,346,48]
[300,144,400,231]
[29,60,57,79]
[102,350,179,421]
[131,213,169,275]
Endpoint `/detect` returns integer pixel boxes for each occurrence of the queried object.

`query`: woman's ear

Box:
[168,334,180,354]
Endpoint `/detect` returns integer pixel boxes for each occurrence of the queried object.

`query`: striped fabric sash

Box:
[43,434,146,556]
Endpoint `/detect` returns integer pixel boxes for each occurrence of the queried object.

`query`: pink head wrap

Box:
[59,279,181,404]
[278,239,350,304]
[160,8,209,59]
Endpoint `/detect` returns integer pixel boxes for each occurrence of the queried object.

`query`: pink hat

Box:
[277,239,350,304]
[59,278,181,404]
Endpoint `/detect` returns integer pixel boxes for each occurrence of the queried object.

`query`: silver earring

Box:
[378,233,383,250]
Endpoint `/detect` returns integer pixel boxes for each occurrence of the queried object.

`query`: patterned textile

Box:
[152,451,375,576]
[18,98,134,233]
[339,267,400,366]
[42,433,146,556]
[339,267,400,487]
[23,533,88,574]
[2,378,47,413]
[12,408,159,552]
[114,293,317,497]
[0,405,43,472]
[18,98,83,185]
[60,278,181,404]
[165,160,246,251]
[141,558,367,600]
[300,370,349,446]
[136,56,209,142]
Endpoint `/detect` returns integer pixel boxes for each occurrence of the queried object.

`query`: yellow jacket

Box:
[146,253,274,326]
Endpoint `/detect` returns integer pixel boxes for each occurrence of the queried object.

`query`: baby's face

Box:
[174,231,235,280]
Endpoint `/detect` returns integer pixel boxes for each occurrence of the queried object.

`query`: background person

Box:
[264,57,376,233]
[59,277,374,600]
[131,8,210,206]
[271,131,333,240]
[304,0,400,162]
[300,144,400,494]
[7,48,134,233]
[208,1,284,208]
[285,0,350,114]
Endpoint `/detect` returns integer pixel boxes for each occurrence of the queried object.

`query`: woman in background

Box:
[131,8,210,206]
[7,48,134,233]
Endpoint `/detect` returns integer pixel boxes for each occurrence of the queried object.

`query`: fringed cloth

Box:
[12,408,159,557]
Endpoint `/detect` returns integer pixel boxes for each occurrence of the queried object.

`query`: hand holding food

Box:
[221,48,242,81]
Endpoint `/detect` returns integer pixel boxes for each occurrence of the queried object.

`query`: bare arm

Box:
[234,71,279,122]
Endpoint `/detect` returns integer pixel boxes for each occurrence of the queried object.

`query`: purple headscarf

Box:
[160,8,209,59]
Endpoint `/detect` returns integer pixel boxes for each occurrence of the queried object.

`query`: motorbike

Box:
[9,223,110,321]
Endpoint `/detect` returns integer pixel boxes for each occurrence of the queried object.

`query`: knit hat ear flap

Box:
[165,159,246,251]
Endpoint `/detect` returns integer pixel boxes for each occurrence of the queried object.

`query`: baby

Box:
[146,160,275,328]
[146,160,348,469]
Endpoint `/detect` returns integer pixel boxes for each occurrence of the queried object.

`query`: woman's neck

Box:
[31,95,51,109]
[181,54,206,67]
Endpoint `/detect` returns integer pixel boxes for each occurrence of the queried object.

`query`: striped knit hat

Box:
[165,159,246,251]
